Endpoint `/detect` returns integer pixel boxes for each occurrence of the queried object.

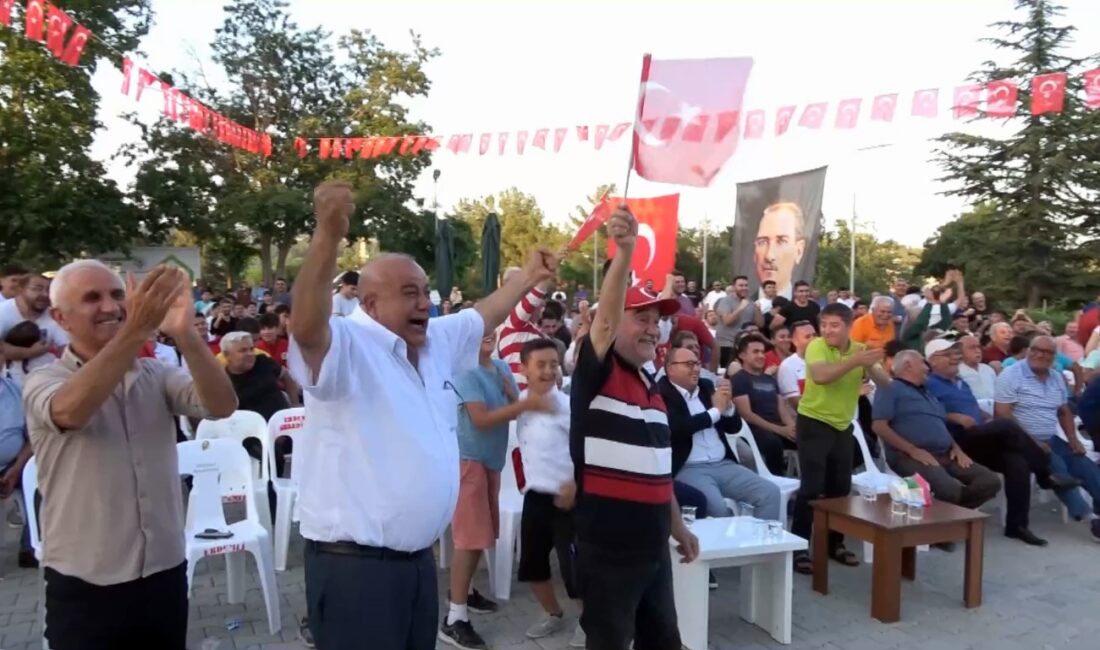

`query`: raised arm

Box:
[589,206,637,360]
[808,347,883,385]
[476,251,557,336]
[290,182,355,378]
[161,285,236,418]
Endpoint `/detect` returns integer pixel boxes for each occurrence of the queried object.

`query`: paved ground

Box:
[2,499,1100,650]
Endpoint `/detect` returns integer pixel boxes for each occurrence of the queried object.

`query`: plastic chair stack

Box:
[196,410,274,536]
[21,458,48,650]
[268,408,307,571]
[727,423,800,528]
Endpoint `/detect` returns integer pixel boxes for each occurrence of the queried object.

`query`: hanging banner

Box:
[731,167,827,299]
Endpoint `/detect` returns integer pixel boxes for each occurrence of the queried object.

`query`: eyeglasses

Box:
[669,360,702,369]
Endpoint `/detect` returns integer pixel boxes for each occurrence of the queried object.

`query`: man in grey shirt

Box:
[715,275,763,367]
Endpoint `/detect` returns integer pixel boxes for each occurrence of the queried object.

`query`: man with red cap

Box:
[569,205,699,650]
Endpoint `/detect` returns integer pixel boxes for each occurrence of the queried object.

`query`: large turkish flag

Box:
[606,194,680,291]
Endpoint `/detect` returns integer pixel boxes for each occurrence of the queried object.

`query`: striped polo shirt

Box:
[496,287,546,389]
[994,361,1067,441]
[570,337,673,556]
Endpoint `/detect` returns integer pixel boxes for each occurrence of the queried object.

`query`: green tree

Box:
[815,221,921,298]
[933,0,1100,307]
[0,1,153,267]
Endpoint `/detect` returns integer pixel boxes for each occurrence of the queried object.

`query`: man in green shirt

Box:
[792,303,890,574]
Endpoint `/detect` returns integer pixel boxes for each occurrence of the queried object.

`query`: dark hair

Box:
[762,280,776,289]
[274,304,291,316]
[340,270,359,287]
[820,302,854,326]
[0,264,28,278]
[793,280,810,290]
[1009,335,1031,355]
[952,310,969,320]
[733,275,748,284]
[258,313,280,330]
[772,295,790,308]
[3,320,42,347]
[542,300,564,321]
[235,317,261,336]
[772,323,790,335]
[740,322,759,331]
[905,286,922,296]
[671,270,684,278]
[884,339,904,358]
[669,330,699,349]
[193,311,205,319]
[520,338,560,364]
[276,277,288,283]
[736,333,769,356]
[853,300,867,310]
[263,290,273,297]
[992,309,1009,320]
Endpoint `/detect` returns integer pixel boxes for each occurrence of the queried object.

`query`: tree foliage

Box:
[932,0,1100,307]
[815,222,921,297]
[1,0,153,266]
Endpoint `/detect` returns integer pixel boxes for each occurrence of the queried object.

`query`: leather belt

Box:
[308,539,429,561]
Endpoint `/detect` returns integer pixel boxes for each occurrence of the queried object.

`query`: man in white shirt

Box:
[777,320,815,409]
[331,270,359,316]
[703,281,726,311]
[756,280,777,315]
[958,335,997,403]
[0,273,69,366]
[288,181,557,650]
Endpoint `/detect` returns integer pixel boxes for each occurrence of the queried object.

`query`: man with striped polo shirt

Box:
[570,205,699,650]
[497,268,553,389]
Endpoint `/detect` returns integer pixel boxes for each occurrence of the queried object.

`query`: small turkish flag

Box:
[953,84,982,119]
[576,125,589,142]
[59,25,90,66]
[516,130,528,154]
[497,132,509,155]
[835,98,862,129]
[553,127,567,153]
[532,128,548,150]
[566,191,612,251]
[262,135,272,157]
[775,106,796,136]
[798,102,827,129]
[45,4,73,57]
[24,0,44,42]
[870,94,898,122]
[160,81,177,120]
[294,137,308,158]
[136,68,157,101]
[0,0,14,27]
[985,80,1018,117]
[398,135,416,155]
[319,139,333,159]
[447,134,472,154]
[743,110,765,139]
[409,136,430,155]
[911,89,939,118]
[606,194,680,290]
[1084,68,1100,109]
[608,122,630,141]
[379,137,399,156]
[1031,72,1067,115]
[479,132,491,155]
[120,57,133,95]
[594,124,609,150]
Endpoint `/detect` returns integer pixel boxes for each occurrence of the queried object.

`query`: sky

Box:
[89,0,1100,248]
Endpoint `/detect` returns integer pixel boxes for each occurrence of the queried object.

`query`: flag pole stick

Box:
[622,53,652,201]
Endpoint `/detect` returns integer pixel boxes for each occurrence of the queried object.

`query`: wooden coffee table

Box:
[811,496,987,623]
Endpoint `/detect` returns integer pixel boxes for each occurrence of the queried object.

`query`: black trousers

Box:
[956,418,1051,530]
[792,415,854,554]
[577,544,680,650]
[304,540,437,650]
[44,562,188,650]
[518,491,577,598]
[719,346,736,369]
[749,425,796,476]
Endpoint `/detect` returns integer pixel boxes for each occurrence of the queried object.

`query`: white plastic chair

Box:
[178,439,281,635]
[268,408,306,571]
[196,411,273,536]
[178,415,195,440]
[851,420,897,494]
[727,426,800,529]
[21,458,47,650]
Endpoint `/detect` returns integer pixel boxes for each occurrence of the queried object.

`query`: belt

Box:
[307,539,429,561]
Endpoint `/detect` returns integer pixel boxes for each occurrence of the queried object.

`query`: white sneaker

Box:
[569,622,586,648]
[526,613,566,639]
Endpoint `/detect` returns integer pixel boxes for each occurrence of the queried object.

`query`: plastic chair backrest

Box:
[502,423,521,495]
[266,408,306,480]
[21,457,41,555]
[197,410,270,480]
[852,420,883,475]
[731,429,777,480]
[178,439,262,530]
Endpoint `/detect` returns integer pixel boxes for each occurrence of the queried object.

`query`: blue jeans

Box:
[1049,436,1100,519]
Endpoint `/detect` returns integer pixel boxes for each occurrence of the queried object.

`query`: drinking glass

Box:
[737,502,756,521]
[890,497,907,517]
[907,500,925,521]
[680,506,697,526]
[857,484,878,502]
[765,520,783,540]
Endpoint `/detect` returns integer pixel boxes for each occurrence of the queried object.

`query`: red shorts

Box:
[452,460,501,551]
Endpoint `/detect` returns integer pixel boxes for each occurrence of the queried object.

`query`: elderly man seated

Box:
[658,346,781,521]
[995,335,1100,542]
[923,338,1080,546]
[873,350,1001,516]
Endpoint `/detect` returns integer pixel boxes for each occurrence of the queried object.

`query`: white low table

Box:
[672,517,808,649]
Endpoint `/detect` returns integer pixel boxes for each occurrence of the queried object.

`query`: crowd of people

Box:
[3,185,1100,650]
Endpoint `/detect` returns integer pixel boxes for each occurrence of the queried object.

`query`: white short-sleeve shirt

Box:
[287,307,484,551]
[0,299,69,348]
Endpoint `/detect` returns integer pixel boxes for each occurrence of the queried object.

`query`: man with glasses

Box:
[995,335,1100,542]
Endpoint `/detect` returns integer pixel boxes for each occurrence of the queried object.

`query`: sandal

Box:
[830,545,860,567]
[793,552,813,575]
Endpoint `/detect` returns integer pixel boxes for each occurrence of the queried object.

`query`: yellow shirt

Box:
[798,337,865,431]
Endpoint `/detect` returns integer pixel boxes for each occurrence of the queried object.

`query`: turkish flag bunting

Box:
[1084,68,1100,109]
[606,194,680,289]
[553,127,567,153]
[45,4,73,57]
[135,68,157,101]
[532,128,548,150]
[379,136,400,156]
[566,190,612,251]
[409,136,429,155]
[911,89,939,117]
[1031,72,1067,115]
[447,134,472,154]
[985,80,1018,117]
[24,0,44,42]
[594,124,609,150]
[775,106,796,135]
[516,130,528,154]
[294,137,308,158]
[398,136,416,155]
[479,132,491,155]
[160,81,177,120]
[798,102,827,129]
[743,110,764,139]
[0,0,14,27]
[262,135,272,157]
[120,57,133,95]
[343,138,361,158]
[632,55,753,187]
[870,94,898,122]
[835,98,862,129]
[497,132,509,155]
[953,84,982,119]
[318,139,333,159]
[576,125,589,141]
[423,137,442,152]
[608,122,631,141]
[59,26,90,66]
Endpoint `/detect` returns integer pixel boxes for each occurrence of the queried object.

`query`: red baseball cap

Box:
[624,285,681,316]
